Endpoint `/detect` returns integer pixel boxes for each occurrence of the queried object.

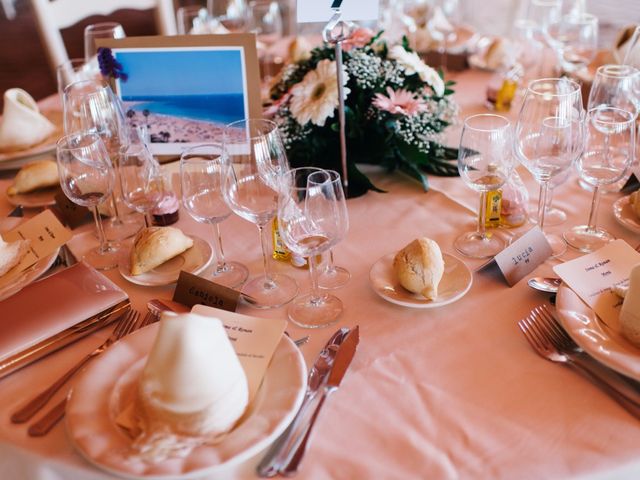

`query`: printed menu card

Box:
[191,305,287,401]
[553,240,640,325]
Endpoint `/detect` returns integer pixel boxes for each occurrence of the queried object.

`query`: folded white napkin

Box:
[0,89,56,152]
[0,234,29,277]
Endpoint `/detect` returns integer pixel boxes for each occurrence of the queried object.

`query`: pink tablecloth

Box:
[1,69,640,480]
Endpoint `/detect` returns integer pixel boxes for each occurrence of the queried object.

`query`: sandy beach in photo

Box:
[125,109,228,144]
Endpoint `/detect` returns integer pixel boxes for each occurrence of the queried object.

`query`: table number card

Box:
[3,209,72,273]
[173,270,240,312]
[192,305,287,401]
[478,226,552,286]
[554,240,640,326]
[297,0,380,23]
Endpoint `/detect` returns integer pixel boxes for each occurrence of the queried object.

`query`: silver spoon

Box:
[527,277,562,293]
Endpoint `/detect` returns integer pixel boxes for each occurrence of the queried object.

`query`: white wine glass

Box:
[120,127,163,228]
[514,77,585,257]
[222,119,297,308]
[248,0,284,83]
[315,169,350,290]
[564,107,636,252]
[278,168,347,328]
[546,12,598,75]
[63,79,141,240]
[454,114,513,258]
[181,144,249,289]
[56,132,118,270]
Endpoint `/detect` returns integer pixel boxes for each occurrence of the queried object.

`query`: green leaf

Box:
[398,160,429,191]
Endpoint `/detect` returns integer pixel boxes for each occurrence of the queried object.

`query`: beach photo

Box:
[112,46,249,154]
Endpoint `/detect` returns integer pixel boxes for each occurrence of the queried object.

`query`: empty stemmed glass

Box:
[181,144,249,289]
[120,128,164,227]
[83,22,125,73]
[56,132,118,270]
[515,77,584,257]
[222,119,297,308]
[454,114,514,258]
[278,168,348,327]
[248,0,284,82]
[545,12,598,76]
[63,79,141,240]
[564,107,636,252]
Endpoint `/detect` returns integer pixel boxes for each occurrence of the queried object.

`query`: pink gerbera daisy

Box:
[372,87,427,116]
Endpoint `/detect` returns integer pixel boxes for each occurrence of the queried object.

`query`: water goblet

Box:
[278,168,347,327]
[546,12,598,76]
[454,114,514,259]
[514,77,585,257]
[222,118,297,308]
[181,144,249,289]
[56,58,98,101]
[63,79,141,240]
[56,132,118,270]
[564,107,636,252]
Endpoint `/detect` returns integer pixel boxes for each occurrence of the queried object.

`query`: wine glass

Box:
[529,167,570,226]
[278,168,348,327]
[564,107,636,252]
[208,0,248,31]
[56,132,118,270]
[83,22,125,73]
[63,79,141,240]
[177,5,210,34]
[119,127,164,228]
[314,169,350,289]
[427,0,460,71]
[248,0,284,83]
[56,58,99,101]
[454,114,513,259]
[527,0,562,77]
[514,77,584,257]
[222,119,297,308]
[546,12,598,76]
[181,144,249,289]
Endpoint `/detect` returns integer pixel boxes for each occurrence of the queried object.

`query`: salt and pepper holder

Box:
[322,0,355,196]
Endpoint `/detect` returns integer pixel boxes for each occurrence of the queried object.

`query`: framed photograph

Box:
[97,34,262,156]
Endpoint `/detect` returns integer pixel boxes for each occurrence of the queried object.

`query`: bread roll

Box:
[393,238,445,300]
[130,227,194,276]
[630,191,640,219]
[7,160,58,195]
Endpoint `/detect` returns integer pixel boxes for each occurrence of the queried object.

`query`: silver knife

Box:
[257,327,351,477]
[279,325,360,476]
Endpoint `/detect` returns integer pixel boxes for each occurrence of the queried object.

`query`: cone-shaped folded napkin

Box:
[0,89,56,152]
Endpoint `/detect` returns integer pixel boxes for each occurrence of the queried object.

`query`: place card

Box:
[553,240,640,326]
[173,270,239,312]
[53,191,92,229]
[3,209,72,273]
[477,226,553,286]
[192,305,287,401]
[297,0,380,23]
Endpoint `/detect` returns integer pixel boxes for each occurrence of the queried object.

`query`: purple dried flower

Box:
[97,47,128,82]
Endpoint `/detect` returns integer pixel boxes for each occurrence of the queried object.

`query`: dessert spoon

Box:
[527,277,561,294]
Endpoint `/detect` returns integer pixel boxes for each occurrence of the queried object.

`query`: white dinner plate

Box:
[556,283,640,381]
[0,248,59,302]
[5,185,60,208]
[66,324,307,479]
[613,195,640,234]
[118,235,213,286]
[369,252,473,308]
[0,111,62,168]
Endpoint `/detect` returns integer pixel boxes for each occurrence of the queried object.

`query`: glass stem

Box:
[545,186,554,212]
[586,185,600,232]
[258,223,275,287]
[308,252,323,305]
[210,222,227,274]
[537,180,550,232]
[109,192,122,224]
[477,191,487,239]
[92,205,109,254]
[326,249,336,274]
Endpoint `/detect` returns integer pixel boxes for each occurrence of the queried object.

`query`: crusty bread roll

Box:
[393,237,445,300]
[630,191,640,219]
[0,235,30,277]
[130,227,194,276]
[7,160,59,195]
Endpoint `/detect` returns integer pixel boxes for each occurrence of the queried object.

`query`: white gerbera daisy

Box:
[388,45,445,97]
[289,59,350,127]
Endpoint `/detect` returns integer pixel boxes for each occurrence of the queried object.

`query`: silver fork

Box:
[519,308,640,419]
[11,309,140,425]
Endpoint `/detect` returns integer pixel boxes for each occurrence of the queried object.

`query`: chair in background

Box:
[29,0,177,75]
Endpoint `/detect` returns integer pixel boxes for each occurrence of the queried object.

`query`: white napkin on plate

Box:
[0,88,56,152]
[0,234,29,277]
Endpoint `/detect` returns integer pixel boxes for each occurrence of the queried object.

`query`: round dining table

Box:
[1,67,640,480]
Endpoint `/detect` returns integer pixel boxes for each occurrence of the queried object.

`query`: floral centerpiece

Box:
[266,29,459,197]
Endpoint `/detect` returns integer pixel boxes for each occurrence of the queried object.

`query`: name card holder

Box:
[173,270,240,312]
